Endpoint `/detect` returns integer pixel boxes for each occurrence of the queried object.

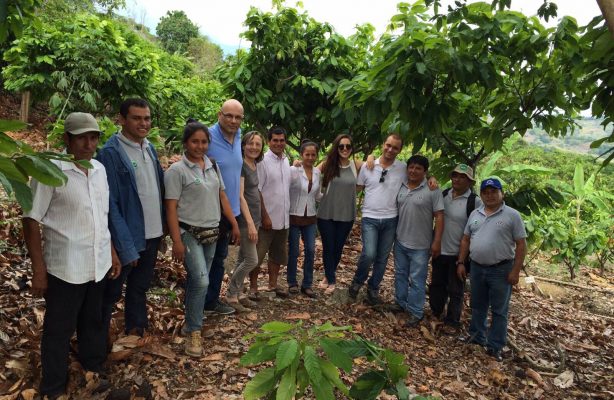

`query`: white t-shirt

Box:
[357,159,406,219]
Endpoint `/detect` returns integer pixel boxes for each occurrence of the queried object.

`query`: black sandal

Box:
[300,287,317,299]
[288,285,300,294]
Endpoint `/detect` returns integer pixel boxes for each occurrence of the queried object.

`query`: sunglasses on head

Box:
[338,143,352,151]
[379,169,388,183]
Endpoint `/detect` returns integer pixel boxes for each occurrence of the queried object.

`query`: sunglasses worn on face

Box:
[379,169,388,183]
[338,144,352,151]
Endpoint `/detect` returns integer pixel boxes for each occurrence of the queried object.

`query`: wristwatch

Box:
[455,260,465,266]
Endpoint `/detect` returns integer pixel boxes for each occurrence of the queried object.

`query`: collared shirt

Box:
[25,160,112,284]
[441,189,482,255]
[357,159,406,219]
[396,179,444,250]
[257,149,291,229]
[289,166,321,217]
[117,132,163,239]
[164,155,225,229]
[464,202,527,266]
[207,123,242,216]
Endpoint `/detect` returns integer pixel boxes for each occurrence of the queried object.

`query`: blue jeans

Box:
[183,231,216,332]
[287,223,316,289]
[393,241,430,319]
[204,226,230,310]
[469,261,513,351]
[352,216,398,292]
[317,218,354,285]
[103,236,161,334]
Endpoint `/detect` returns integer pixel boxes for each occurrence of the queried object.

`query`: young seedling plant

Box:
[240,320,432,400]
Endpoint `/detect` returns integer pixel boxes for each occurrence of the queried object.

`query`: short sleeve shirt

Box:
[357,159,406,219]
[396,179,444,250]
[164,155,224,229]
[24,160,112,284]
[207,123,242,216]
[241,163,261,229]
[464,203,527,265]
[441,189,482,256]
[117,133,163,239]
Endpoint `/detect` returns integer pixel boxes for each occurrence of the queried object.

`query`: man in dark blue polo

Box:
[457,178,527,361]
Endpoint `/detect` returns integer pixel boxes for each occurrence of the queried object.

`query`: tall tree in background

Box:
[156,10,199,54]
[187,36,224,76]
[336,0,590,175]
[217,4,376,150]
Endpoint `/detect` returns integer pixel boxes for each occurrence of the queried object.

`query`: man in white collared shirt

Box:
[22,113,121,399]
[251,126,291,297]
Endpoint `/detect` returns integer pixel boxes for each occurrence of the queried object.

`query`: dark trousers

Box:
[317,218,354,285]
[102,237,161,335]
[204,227,231,310]
[40,274,106,396]
[429,254,465,326]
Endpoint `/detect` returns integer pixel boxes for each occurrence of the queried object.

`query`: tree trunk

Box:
[597,0,614,38]
[20,91,31,123]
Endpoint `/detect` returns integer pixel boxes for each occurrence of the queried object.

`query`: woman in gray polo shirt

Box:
[165,120,239,357]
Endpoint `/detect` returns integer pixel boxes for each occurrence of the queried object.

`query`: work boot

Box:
[348,283,361,301]
[184,330,203,357]
[366,289,382,306]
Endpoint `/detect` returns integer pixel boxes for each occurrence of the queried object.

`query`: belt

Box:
[473,259,513,268]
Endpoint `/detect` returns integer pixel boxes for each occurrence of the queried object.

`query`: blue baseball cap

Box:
[480,178,503,191]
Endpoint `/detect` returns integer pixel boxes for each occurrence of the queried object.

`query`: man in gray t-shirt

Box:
[393,155,444,327]
[429,164,481,329]
[457,178,527,361]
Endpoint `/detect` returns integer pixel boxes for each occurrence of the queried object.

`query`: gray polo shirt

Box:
[118,133,163,239]
[464,203,527,266]
[396,179,444,250]
[441,189,482,256]
[164,155,225,229]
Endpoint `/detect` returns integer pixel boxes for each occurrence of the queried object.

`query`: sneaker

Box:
[366,289,382,306]
[205,301,235,316]
[239,297,257,308]
[404,314,423,328]
[184,330,203,357]
[486,347,503,362]
[300,287,317,298]
[225,298,251,313]
[348,283,361,300]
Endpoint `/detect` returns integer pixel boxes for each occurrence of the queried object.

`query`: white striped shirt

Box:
[25,160,112,284]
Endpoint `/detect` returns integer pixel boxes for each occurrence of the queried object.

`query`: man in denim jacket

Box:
[96,98,165,341]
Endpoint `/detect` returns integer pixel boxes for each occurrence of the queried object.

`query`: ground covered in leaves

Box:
[1,202,613,400]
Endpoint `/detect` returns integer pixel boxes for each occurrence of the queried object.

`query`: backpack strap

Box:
[466,192,477,218]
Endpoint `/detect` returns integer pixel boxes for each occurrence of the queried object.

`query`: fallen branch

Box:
[533,276,614,294]
[508,337,566,374]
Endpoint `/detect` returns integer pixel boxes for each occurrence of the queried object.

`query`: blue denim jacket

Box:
[96,133,165,266]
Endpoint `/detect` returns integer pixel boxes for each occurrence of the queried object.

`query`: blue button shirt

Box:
[207,123,242,216]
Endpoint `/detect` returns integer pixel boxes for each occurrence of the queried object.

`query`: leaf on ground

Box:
[420,325,436,343]
[443,379,466,394]
[285,312,311,320]
[19,389,36,400]
[525,368,544,386]
[142,343,176,360]
[203,352,224,361]
[553,370,574,388]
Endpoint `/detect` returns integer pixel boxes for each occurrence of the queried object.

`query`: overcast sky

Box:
[121,0,602,53]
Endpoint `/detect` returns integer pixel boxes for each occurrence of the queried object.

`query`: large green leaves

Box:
[243,367,277,400]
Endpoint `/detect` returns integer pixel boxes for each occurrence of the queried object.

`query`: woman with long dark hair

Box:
[317,134,366,294]
[164,120,239,357]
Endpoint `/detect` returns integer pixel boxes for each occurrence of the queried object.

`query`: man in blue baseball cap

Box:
[456,178,527,361]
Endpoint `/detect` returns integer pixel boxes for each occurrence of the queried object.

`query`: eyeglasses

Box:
[220,111,244,122]
[379,169,388,183]
[338,143,352,151]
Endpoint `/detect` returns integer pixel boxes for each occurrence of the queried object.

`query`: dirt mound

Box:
[0,89,52,151]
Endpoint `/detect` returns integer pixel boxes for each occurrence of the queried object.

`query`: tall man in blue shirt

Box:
[204,99,244,315]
